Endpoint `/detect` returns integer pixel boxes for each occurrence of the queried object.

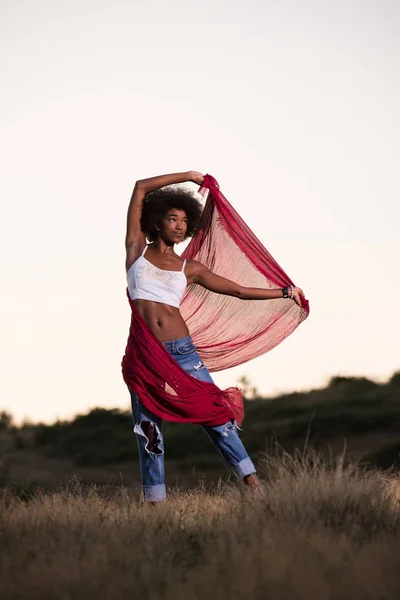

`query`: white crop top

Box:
[127,246,187,308]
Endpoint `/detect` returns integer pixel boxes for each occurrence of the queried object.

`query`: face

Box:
[158,208,188,244]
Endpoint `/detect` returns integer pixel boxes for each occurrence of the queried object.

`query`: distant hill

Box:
[1,372,400,494]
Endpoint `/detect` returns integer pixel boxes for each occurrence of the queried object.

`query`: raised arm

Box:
[190,262,304,307]
[125,171,204,270]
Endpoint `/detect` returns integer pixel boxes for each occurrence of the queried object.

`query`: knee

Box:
[134,421,163,455]
[220,422,236,437]
[210,420,237,440]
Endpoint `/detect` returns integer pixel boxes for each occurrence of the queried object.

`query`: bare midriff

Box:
[133,299,190,342]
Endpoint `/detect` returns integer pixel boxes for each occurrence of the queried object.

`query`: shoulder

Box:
[184,259,210,284]
[185,259,207,273]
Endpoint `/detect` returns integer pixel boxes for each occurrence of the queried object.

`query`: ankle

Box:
[243,473,261,488]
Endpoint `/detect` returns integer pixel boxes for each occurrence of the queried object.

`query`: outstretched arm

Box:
[125,171,204,269]
[191,263,304,307]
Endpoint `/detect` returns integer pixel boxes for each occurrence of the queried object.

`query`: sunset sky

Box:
[1,0,399,423]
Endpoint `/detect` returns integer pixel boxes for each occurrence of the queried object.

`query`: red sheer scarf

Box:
[122,174,309,426]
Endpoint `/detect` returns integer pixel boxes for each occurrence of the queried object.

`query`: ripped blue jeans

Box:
[128,335,256,502]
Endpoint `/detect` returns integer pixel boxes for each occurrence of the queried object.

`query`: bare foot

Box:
[243,473,262,488]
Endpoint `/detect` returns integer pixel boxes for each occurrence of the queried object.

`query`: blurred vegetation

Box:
[0,410,13,430]
[34,409,135,466]
[1,372,400,491]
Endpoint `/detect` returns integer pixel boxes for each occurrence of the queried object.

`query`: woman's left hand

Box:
[293,287,304,307]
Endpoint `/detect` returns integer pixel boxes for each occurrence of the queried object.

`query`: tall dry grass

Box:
[1,450,400,600]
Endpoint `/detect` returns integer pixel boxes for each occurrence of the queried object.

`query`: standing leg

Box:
[128,387,166,502]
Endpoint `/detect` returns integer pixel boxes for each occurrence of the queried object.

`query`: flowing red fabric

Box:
[180,175,309,370]
[122,174,309,427]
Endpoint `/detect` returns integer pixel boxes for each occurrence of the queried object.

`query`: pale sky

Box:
[1,0,399,424]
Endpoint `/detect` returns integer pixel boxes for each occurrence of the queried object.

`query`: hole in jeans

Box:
[134,421,163,455]
[222,423,235,437]
[194,361,205,370]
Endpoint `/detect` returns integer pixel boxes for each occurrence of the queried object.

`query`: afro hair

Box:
[140,186,203,243]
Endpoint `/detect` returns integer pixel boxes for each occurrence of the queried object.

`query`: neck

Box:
[152,239,175,254]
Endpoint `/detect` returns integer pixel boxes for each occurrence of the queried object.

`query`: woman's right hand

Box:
[189,171,205,185]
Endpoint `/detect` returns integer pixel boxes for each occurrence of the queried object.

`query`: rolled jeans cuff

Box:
[143,484,166,502]
[231,457,256,479]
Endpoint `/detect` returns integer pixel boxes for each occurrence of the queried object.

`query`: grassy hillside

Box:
[2,452,400,600]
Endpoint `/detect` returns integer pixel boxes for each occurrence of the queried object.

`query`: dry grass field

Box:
[2,450,400,600]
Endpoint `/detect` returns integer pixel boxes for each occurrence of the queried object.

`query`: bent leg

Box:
[128,387,166,502]
[202,420,256,479]
[175,350,257,480]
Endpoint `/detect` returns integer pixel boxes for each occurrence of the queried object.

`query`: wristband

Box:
[282,286,289,298]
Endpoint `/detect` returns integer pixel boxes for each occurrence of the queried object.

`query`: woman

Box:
[124,170,305,503]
